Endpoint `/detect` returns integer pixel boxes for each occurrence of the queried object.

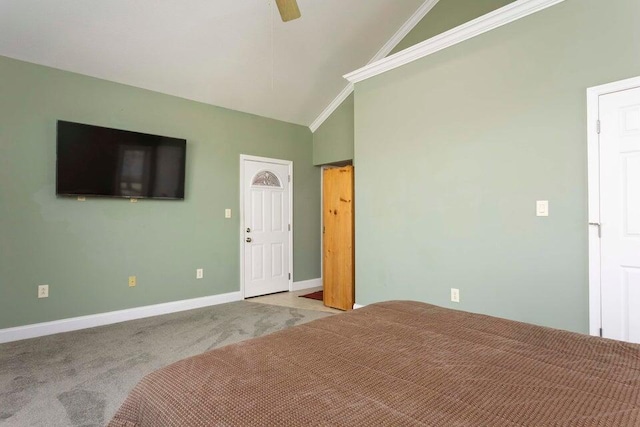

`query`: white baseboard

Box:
[0,291,242,344]
[292,278,322,292]
[353,304,366,309]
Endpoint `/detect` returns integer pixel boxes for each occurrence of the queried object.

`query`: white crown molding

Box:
[369,0,441,63]
[344,0,566,84]
[0,291,242,344]
[309,0,440,132]
[309,83,354,132]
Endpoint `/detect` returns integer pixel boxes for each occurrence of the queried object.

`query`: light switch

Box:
[225,209,232,219]
[536,200,549,217]
[451,288,460,303]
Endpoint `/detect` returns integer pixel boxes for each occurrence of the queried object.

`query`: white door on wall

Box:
[599,86,640,343]
[242,157,291,298]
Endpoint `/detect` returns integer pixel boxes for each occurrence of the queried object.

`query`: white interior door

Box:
[242,158,291,298]
[600,86,640,342]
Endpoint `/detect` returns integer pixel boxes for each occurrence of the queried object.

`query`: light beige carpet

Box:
[0,301,332,426]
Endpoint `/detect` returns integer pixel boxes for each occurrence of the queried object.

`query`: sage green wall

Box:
[354,0,640,333]
[389,0,515,55]
[312,93,354,166]
[0,56,320,329]
[312,0,514,166]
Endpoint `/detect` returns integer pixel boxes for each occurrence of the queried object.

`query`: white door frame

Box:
[587,75,640,337]
[239,154,293,299]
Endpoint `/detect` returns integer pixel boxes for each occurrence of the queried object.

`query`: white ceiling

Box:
[0,0,424,127]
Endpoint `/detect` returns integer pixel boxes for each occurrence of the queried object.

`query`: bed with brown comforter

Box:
[108,301,640,426]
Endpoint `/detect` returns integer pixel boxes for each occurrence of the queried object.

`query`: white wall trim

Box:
[353,303,366,309]
[0,291,242,344]
[309,0,440,132]
[239,155,294,299]
[586,75,640,338]
[344,0,566,84]
[292,278,322,292]
[370,0,440,64]
[310,83,354,133]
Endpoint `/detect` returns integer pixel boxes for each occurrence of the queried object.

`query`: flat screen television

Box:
[56,121,186,200]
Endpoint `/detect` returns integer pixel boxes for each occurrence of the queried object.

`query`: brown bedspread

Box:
[108,301,640,426]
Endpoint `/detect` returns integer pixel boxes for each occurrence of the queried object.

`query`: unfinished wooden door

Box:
[323,166,354,310]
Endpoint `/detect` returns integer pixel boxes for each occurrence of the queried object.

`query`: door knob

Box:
[246,237,252,243]
[246,228,251,233]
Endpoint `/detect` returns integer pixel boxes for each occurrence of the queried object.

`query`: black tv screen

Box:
[56,121,186,200]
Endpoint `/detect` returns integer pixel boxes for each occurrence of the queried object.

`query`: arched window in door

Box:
[252,170,282,188]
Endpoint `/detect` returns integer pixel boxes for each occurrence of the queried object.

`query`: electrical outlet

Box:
[38,284,49,298]
[128,276,137,287]
[196,268,204,279]
[451,288,460,303]
[225,209,231,219]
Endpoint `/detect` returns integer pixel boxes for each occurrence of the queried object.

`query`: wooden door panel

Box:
[323,166,354,310]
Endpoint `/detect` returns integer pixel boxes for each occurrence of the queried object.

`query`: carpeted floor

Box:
[0,301,332,426]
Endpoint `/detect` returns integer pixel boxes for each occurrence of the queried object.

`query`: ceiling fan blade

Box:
[275,0,301,22]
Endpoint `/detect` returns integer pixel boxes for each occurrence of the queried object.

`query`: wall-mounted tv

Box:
[56,121,186,200]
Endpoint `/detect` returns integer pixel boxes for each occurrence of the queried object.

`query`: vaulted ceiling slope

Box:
[0,0,424,127]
